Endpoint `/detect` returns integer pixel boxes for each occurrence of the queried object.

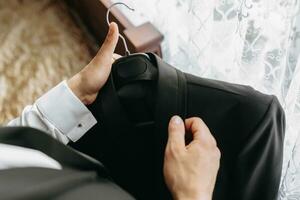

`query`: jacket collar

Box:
[99,53,185,138]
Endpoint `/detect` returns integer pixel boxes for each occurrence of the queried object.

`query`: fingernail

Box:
[109,22,117,30]
[108,24,113,33]
[108,23,114,34]
[171,115,182,125]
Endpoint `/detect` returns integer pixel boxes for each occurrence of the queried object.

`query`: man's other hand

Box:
[67,22,120,105]
[164,116,221,200]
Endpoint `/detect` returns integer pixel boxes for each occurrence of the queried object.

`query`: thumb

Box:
[167,116,185,149]
[92,22,119,66]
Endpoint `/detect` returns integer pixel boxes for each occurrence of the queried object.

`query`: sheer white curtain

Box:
[115,0,300,198]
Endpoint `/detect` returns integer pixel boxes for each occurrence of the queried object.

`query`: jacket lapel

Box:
[152,53,187,143]
[98,53,187,140]
[150,53,187,198]
[97,52,187,161]
[99,53,187,136]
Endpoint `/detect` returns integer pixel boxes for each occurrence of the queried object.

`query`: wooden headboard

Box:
[63,0,164,57]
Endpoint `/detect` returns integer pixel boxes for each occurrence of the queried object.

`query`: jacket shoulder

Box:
[185,73,273,106]
[184,73,284,139]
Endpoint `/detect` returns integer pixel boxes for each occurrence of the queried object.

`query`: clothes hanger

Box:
[106,2,150,60]
[106,2,157,89]
[106,3,158,127]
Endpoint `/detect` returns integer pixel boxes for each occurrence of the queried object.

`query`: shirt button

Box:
[78,123,82,128]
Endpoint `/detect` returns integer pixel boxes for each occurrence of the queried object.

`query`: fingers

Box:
[167,116,218,152]
[185,118,204,141]
[185,117,216,147]
[167,116,186,150]
[93,22,119,66]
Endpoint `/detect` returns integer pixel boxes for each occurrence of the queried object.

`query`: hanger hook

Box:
[106,2,135,56]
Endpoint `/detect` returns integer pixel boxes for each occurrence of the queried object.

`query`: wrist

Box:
[67,73,89,105]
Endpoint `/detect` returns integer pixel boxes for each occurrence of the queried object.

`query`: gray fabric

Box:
[0,127,135,200]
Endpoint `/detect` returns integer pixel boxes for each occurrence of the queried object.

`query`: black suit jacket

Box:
[71,53,286,200]
[0,127,135,200]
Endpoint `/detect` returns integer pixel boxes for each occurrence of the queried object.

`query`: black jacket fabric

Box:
[0,127,135,200]
[71,53,286,200]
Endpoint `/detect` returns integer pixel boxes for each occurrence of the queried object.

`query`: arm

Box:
[7,81,96,145]
[7,23,120,145]
[233,97,285,200]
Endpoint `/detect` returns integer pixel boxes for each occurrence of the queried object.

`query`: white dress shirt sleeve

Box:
[7,81,97,145]
[0,143,62,170]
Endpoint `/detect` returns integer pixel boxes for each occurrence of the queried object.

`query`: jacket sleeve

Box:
[233,96,285,200]
[7,81,97,145]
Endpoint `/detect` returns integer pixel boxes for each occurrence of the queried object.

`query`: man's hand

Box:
[67,22,120,105]
[164,116,221,200]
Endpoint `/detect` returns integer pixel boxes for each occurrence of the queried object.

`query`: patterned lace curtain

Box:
[115,0,300,198]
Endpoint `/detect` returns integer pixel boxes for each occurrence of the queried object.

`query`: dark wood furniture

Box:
[63,0,164,57]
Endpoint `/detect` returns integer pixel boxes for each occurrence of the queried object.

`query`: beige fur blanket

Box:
[0,0,92,124]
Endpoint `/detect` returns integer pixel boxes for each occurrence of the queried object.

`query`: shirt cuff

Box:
[36,80,97,142]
